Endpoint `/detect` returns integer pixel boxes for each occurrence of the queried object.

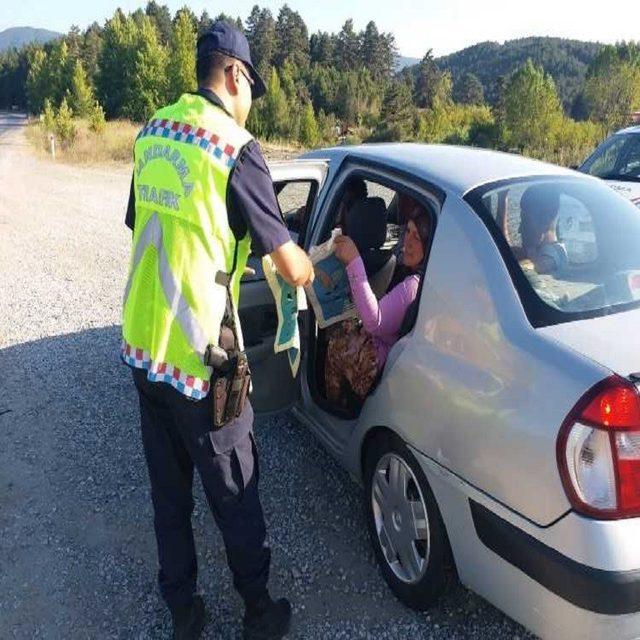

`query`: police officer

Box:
[122,21,314,640]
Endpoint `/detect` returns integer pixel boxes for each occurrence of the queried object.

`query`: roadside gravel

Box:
[0,113,533,639]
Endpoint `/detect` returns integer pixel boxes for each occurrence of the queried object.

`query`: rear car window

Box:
[465,176,640,326]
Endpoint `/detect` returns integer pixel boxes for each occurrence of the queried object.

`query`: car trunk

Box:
[605,179,640,206]
[538,306,640,378]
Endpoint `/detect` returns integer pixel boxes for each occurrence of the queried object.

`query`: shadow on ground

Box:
[0,326,529,639]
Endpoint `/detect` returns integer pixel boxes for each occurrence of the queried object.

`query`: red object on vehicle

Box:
[557,376,640,518]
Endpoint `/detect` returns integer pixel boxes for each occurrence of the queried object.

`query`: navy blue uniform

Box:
[125,89,290,614]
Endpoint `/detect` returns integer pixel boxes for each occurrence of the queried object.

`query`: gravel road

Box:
[0,112,532,639]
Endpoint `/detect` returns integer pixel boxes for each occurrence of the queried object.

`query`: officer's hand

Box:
[303,264,315,288]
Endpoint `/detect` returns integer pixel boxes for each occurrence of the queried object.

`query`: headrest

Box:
[345,197,388,252]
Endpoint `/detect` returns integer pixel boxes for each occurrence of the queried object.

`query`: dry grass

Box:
[27,119,139,165]
[27,119,304,165]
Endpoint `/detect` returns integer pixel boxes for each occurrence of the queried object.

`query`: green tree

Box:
[300,102,319,147]
[502,59,564,156]
[334,19,359,72]
[197,10,214,35]
[26,47,48,114]
[309,32,335,66]
[361,22,396,81]
[246,6,277,76]
[55,97,77,145]
[145,1,172,44]
[274,5,309,68]
[42,98,56,132]
[68,59,95,117]
[453,72,485,105]
[88,100,107,134]
[584,45,640,134]
[81,23,103,86]
[262,67,289,138]
[373,78,415,141]
[97,11,140,118]
[127,16,169,121]
[413,50,441,108]
[168,8,197,101]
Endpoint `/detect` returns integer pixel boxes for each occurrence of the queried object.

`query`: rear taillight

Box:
[557,376,640,519]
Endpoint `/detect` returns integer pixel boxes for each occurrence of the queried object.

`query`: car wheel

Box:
[364,433,453,610]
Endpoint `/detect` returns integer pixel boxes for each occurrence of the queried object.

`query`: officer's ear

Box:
[224,62,241,97]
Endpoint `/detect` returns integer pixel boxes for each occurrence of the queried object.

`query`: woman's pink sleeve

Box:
[346,256,419,337]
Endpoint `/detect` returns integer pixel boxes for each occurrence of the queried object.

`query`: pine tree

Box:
[274,5,309,68]
[128,16,169,121]
[26,47,48,114]
[197,10,213,36]
[309,32,334,66]
[453,72,485,105]
[55,97,77,145]
[300,102,319,147]
[145,1,172,44]
[334,19,359,72]
[68,59,95,117]
[42,98,56,132]
[375,78,415,141]
[246,6,276,76]
[413,50,441,109]
[88,101,106,134]
[360,22,396,81]
[97,12,140,118]
[81,23,104,86]
[263,67,288,139]
[168,9,197,101]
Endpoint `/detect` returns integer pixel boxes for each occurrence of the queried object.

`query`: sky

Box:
[3,0,640,58]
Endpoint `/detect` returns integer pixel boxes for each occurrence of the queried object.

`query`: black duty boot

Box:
[243,593,292,640]
[171,594,207,640]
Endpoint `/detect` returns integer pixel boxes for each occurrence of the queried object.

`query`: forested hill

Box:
[0,27,61,52]
[435,37,602,110]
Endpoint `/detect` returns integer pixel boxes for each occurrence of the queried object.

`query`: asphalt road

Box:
[0,112,532,639]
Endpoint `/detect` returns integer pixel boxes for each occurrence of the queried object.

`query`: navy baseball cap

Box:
[197,21,266,99]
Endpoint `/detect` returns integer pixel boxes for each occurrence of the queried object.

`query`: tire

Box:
[363,433,454,610]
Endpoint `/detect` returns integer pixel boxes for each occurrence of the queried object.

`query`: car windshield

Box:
[580,133,640,182]
[465,176,640,325]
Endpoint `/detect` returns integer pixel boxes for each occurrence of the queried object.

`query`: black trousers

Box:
[132,368,271,612]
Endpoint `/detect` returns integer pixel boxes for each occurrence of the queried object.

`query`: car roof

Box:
[302,143,581,197]
[614,125,640,135]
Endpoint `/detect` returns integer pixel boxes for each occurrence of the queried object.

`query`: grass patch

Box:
[28,118,140,164]
[27,118,305,165]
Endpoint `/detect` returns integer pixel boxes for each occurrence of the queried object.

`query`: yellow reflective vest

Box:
[122,93,253,399]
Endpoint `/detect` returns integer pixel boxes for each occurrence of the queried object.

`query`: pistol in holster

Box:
[205,271,252,429]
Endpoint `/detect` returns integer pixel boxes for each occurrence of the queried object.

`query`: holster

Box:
[205,318,251,429]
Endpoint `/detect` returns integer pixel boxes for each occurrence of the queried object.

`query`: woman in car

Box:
[324,210,430,405]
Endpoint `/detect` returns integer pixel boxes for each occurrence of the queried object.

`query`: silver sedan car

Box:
[239,144,640,640]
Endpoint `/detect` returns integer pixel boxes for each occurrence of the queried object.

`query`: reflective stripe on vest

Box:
[123,212,209,359]
[122,93,253,398]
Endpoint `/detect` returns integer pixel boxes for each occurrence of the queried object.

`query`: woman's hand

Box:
[334,235,359,265]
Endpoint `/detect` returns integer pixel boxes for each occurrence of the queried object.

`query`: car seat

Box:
[344,197,397,298]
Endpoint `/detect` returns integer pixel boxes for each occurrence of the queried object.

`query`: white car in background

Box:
[579,125,640,207]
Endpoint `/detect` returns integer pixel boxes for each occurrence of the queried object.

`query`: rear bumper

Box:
[412,447,640,640]
[470,500,640,616]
